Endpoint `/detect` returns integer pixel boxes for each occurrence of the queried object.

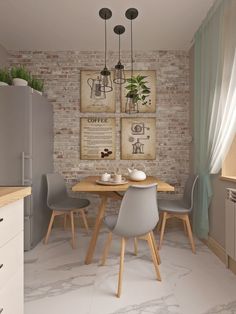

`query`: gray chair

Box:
[158,175,198,253]
[101,184,161,298]
[44,173,90,248]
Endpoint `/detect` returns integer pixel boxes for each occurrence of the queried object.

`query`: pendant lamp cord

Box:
[118,34,121,62]
[131,17,133,93]
[105,17,107,68]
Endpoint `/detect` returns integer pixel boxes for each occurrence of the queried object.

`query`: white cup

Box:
[113,174,122,183]
[101,173,111,182]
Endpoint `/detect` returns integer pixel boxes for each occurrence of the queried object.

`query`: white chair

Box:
[101,184,161,297]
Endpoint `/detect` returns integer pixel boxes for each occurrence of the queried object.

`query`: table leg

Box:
[85,195,108,264]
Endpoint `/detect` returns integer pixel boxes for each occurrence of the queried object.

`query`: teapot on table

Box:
[127,168,146,181]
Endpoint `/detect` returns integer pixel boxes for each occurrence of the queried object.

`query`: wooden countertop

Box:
[0,187,31,208]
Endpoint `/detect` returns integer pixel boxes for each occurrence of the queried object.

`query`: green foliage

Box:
[125,75,151,105]
[11,66,31,82]
[30,77,44,92]
[0,68,11,84]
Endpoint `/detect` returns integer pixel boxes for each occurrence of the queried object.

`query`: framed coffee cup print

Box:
[80,70,115,113]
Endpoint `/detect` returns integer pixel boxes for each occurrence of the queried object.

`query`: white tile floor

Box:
[24,226,236,314]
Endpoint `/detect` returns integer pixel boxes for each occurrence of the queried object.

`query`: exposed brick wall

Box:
[8,50,190,215]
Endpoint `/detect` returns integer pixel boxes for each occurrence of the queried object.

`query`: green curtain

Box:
[193,0,236,238]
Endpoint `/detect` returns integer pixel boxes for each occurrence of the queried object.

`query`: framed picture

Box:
[121,70,156,113]
[121,117,156,160]
[80,70,115,113]
[80,117,116,160]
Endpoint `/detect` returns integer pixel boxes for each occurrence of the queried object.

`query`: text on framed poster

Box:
[80,117,116,160]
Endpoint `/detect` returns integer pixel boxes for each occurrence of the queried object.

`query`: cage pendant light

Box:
[113,25,126,84]
[125,8,139,114]
[99,8,113,93]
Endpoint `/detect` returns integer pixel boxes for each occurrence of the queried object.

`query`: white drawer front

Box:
[0,199,24,248]
[0,269,23,314]
[0,232,23,287]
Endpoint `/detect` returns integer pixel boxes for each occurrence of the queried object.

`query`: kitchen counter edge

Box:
[0,187,31,208]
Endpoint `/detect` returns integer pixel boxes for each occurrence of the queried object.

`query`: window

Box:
[222,135,236,182]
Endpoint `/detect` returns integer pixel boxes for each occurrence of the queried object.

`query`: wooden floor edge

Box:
[202,236,236,275]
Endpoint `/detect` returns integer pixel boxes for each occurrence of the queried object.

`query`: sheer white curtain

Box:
[209,0,236,173]
[193,0,236,238]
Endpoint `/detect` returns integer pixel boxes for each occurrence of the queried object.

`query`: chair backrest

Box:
[45,173,68,208]
[182,174,198,211]
[113,184,159,237]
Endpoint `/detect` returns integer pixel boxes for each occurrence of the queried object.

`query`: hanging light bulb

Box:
[125,8,139,113]
[113,25,126,84]
[99,8,113,93]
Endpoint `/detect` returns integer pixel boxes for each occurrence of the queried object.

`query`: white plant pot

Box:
[33,89,42,95]
[0,81,9,86]
[12,78,28,86]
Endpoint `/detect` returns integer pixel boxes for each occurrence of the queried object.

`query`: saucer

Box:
[96,179,128,186]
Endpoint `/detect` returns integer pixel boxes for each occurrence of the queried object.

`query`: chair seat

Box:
[103,214,118,231]
[158,199,190,213]
[50,197,90,211]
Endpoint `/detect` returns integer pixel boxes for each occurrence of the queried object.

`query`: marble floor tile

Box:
[24,227,236,314]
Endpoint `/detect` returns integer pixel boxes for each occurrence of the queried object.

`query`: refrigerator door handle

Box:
[21,152,32,185]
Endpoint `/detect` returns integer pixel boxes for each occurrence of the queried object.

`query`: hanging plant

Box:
[125,75,151,106]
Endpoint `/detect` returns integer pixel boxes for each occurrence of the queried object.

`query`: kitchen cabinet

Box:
[0,187,31,314]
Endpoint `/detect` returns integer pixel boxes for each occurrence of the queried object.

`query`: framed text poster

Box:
[80,70,115,113]
[121,70,156,113]
[80,117,116,160]
[121,117,156,160]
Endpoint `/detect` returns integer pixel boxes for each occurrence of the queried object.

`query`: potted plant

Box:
[11,66,31,86]
[30,77,44,95]
[125,75,151,113]
[0,68,11,86]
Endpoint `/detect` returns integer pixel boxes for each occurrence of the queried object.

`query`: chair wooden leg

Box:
[101,232,112,266]
[150,231,161,265]
[44,211,55,244]
[159,212,167,249]
[80,209,89,234]
[183,220,187,235]
[147,233,161,281]
[184,214,196,254]
[64,213,68,230]
[117,237,126,298]
[70,211,76,249]
[134,237,138,256]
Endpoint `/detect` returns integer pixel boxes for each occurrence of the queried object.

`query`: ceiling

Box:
[0,0,215,51]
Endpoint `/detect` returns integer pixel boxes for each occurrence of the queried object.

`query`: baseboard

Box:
[203,236,236,275]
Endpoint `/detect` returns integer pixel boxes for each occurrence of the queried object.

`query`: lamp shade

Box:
[100,67,113,93]
[125,95,139,113]
[114,61,126,84]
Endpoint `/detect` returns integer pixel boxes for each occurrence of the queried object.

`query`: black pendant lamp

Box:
[99,8,113,93]
[125,8,139,113]
[113,25,126,84]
